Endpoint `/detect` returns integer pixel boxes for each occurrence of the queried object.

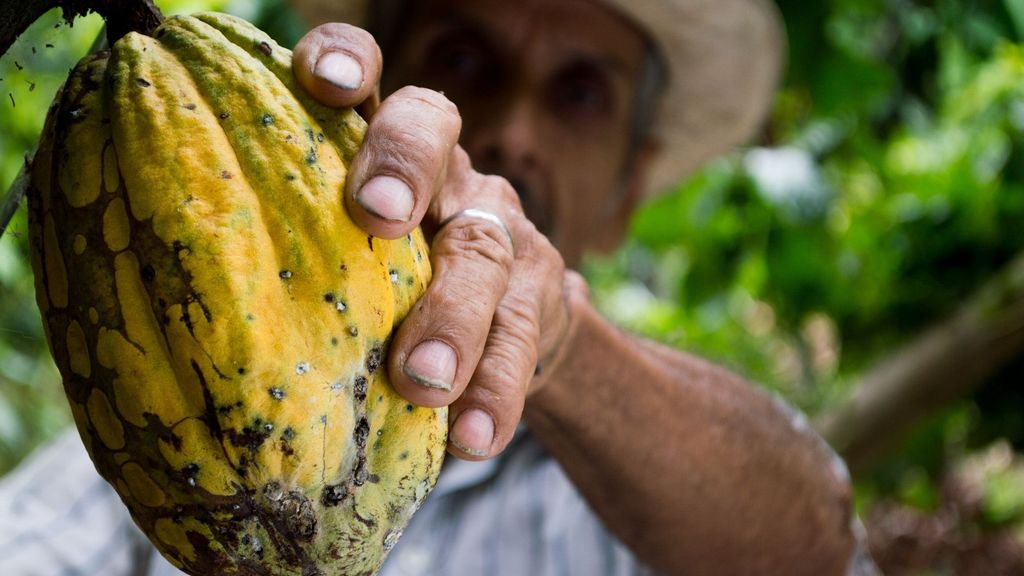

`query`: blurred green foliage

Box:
[0,0,1022,542]
[586,0,1024,520]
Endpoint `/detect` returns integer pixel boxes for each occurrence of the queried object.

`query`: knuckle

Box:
[428,283,493,327]
[482,326,538,389]
[304,23,365,58]
[372,124,438,175]
[496,295,541,346]
[437,218,515,271]
[478,174,523,211]
[395,86,460,117]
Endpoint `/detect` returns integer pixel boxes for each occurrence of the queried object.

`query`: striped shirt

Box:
[0,428,878,576]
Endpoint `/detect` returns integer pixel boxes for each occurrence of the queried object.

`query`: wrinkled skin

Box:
[290,0,863,574]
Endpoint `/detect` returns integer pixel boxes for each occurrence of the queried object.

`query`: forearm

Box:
[524,299,856,576]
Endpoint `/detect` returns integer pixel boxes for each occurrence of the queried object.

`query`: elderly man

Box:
[0,0,875,575]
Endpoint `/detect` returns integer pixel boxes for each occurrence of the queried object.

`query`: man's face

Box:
[382,0,654,267]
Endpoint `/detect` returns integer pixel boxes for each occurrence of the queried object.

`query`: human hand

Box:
[293,24,583,460]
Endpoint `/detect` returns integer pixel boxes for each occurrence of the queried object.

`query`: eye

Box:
[425,31,494,89]
[549,64,614,118]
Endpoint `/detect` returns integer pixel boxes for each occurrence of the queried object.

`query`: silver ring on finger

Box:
[438,208,515,252]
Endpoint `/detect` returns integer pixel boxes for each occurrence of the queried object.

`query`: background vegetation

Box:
[2,0,1023,573]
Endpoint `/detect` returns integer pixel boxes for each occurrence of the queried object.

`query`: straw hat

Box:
[289,0,784,195]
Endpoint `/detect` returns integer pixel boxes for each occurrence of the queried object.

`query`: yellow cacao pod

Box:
[27,12,446,576]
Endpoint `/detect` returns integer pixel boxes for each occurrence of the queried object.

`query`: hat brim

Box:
[603,0,784,193]
[288,0,784,195]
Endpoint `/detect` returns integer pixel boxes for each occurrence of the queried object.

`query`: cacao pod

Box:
[27,12,446,576]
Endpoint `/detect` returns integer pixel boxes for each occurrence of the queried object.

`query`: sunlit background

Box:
[2,0,1023,573]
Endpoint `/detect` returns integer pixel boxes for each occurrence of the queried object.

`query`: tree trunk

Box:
[816,252,1024,475]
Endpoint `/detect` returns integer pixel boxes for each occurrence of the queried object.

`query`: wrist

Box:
[526,272,617,423]
[527,270,592,398]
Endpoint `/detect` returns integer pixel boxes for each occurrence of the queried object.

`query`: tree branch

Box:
[0,0,162,58]
[816,252,1024,475]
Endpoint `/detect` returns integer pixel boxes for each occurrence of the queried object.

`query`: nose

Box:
[462,97,555,236]
[463,96,540,175]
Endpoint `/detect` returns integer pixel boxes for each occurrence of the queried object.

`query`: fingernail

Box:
[357,176,414,222]
[314,51,363,90]
[404,340,457,391]
[451,409,494,457]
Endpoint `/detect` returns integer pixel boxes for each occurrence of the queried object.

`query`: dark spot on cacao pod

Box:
[330,337,339,346]
[323,292,335,303]
[348,326,358,337]
[141,264,156,282]
[354,417,370,448]
[279,270,292,279]
[377,395,383,402]
[406,276,414,286]
[279,439,295,457]
[218,111,230,120]
[405,404,414,412]
[184,103,197,111]
[136,78,151,87]
[321,484,348,507]
[368,474,380,484]
[261,113,273,125]
[320,415,327,424]
[305,128,315,142]
[281,427,296,441]
[274,489,317,541]
[353,376,367,402]
[367,235,374,251]
[220,170,232,179]
[366,345,383,374]
[63,107,85,123]
[263,422,274,432]
[237,367,246,375]
[258,41,272,56]
[161,428,183,451]
[305,148,317,165]
[241,533,265,558]
[285,173,296,181]
[353,461,369,486]
[269,387,285,400]
[181,463,200,486]
[229,423,270,452]
[399,451,408,461]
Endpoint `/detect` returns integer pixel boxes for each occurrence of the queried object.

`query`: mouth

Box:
[504,175,554,238]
